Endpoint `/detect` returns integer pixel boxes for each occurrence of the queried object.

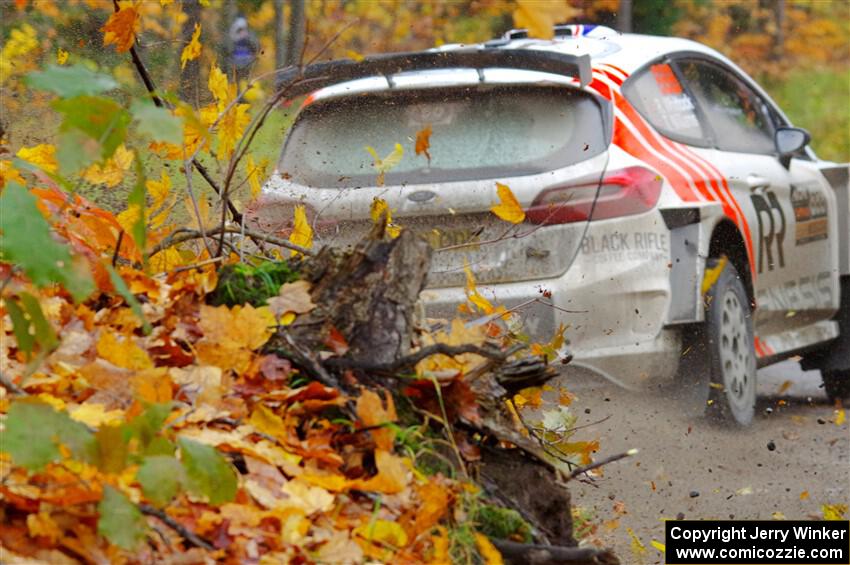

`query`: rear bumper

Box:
[420,220,682,388]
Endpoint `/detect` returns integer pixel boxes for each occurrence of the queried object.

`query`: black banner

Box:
[665,520,849,564]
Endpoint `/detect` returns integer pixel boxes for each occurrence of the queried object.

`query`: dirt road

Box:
[558,361,849,563]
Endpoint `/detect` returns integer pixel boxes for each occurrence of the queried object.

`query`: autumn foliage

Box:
[0,2,599,563]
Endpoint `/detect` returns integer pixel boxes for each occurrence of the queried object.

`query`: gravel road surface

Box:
[558,360,849,562]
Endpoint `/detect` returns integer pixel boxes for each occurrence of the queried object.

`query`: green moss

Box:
[475,504,533,543]
[208,260,299,307]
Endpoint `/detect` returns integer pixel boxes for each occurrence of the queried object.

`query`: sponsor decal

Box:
[755,271,834,312]
[750,189,786,273]
[790,185,829,245]
[580,231,668,263]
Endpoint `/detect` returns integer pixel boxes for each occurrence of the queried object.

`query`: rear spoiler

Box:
[273,49,592,99]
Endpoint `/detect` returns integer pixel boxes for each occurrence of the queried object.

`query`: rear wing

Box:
[274,48,592,99]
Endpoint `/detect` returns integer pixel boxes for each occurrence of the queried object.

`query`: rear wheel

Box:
[822,370,850,403]
[677,258,756,426]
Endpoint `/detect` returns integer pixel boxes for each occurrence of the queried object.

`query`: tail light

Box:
[526,166,662,225]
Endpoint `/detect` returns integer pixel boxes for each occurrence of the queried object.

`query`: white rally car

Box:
[250,24,850,426]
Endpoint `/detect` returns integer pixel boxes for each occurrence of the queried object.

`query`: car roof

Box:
[304,25,730,103]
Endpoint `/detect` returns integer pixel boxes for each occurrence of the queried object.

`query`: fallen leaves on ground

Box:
[0,192,490,564]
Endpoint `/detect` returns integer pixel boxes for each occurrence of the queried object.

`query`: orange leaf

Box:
[490,182,525,224]
[415,125,432,163]
[101,1,140,53]
[356,390,397,450]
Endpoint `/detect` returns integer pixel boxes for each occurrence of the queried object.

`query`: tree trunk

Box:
[285,0,306,66]
[274,0,286,70]
[774,0,785,61]
[179,0,202,104]
[616,0,632,33]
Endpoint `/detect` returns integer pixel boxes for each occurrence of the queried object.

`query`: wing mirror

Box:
[775,127,810,167]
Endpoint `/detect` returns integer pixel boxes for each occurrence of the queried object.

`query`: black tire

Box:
[676,258,757,426]
[822,370,850,403]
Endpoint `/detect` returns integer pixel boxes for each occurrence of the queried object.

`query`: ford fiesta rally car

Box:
[249,24,850,426]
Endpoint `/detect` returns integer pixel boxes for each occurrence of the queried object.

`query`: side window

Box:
[623,62,708,146]
[676,59,776,155]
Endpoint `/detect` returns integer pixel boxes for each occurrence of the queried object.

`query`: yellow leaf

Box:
[346,49,364,62]
[491,182,525,224]
[835,408,846,426]
[208,64,229,106]
[216,103,250,160]
[288,205,313,256]
[82,144,134,187]
[355,519,409,548]
[464,260,495,314]
[701,257,728,294]
[0,160,25,188]
[196,304,275,372]
[101,1,141,53]
[822,503,847,520]
[146,170,174,227]
[56,48,69,65]
[116,202,143,234]
[183,194,212,231]
[70,403,126,427]
[513,0,579,40]
[249,404,288,442]
[149,247,183,272]
[96,331,153,370]
[651,539,666,552]
[27,512,62,543]
[365,143,404,186]
[246,154,268,200]
[474,533,503,565]
[16,144,58,174]
[627,527,647,556]
[180,23,201,70]
[370,197,401,238]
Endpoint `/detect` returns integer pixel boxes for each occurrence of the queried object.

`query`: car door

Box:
[673,57,837,337]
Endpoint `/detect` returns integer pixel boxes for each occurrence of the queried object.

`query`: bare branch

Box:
[139,504,214,551]
[150,226,314,257]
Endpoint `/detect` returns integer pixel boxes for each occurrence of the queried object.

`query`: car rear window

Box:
[278,85,606,188]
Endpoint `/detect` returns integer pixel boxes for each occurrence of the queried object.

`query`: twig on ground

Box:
[138,504,214,551]
[491,539,619,565]
[565,448,638,482]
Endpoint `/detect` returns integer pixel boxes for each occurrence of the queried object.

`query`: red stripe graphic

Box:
[589,65,757,278]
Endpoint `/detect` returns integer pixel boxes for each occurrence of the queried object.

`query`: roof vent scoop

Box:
[501,24,619,40]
